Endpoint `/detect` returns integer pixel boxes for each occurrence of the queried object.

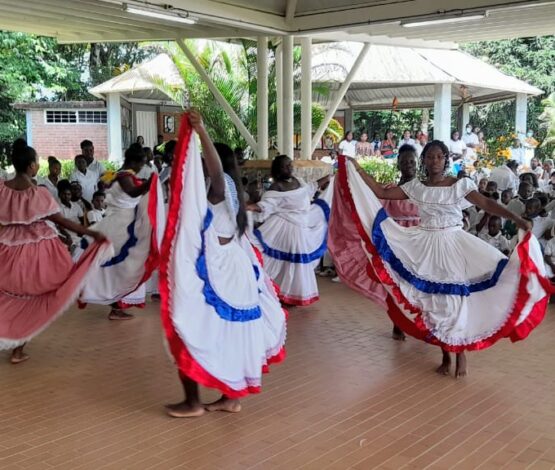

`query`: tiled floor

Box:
[1,280,555,470]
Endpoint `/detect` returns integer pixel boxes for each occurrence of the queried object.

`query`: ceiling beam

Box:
[170,0,287,33]
[290,0,554,33]
[285,0,298,23]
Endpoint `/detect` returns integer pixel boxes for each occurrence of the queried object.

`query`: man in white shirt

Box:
[462,124,479,159]
[489,160,520,195]
[81,139,106,177]
[70,154,98,202]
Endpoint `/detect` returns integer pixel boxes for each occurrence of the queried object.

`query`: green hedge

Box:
[36,159,120,179]
[357,158,399,184]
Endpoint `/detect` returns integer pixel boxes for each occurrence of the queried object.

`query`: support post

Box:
[25,111,33,146]
[515,93,528,137]
[300,36,312,160]
[282,35,294,159]
[461,102,470,134]
[257,37,269,159]
[433,84,452,143]
[107,92,122,162]
[311,43,370,154]
[177,39,258,151]
[275,44,283,154]
[344,108,354,133]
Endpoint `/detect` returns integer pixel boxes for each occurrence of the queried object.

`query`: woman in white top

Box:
[37,157,62,198]
[76,144,165,320]
[448,131,467,160]
[338,130,357,158]
[332,140,549,378]
[70,154,98,202]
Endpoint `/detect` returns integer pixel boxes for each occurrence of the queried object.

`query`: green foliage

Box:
[152,40,336,154]
[461,36,555,159]
[0,30,153,150]
[353,110,424,140]
[539,93,555,152]
[358,158,399,184]
[36,159,119,179]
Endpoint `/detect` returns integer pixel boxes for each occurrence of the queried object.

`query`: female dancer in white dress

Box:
[248,155,332,306]
[334,140,551,377]
[160,111,287,417]
[77,143,165,319]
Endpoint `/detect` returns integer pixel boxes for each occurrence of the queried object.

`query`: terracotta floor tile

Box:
[1,281,555,469]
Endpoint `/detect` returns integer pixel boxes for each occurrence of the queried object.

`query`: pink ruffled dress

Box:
[0,180,111,350]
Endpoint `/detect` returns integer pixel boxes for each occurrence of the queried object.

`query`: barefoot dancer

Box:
[0,141,110,363]
[76,143,165,320]
[333,140,551,378]
[248,155,332,306]
[160,111,286,418]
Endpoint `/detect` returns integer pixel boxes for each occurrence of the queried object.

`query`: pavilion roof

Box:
[311,43,543,110]
[1,1,554,47]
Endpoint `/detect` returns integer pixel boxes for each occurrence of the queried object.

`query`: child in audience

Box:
[543,227,555,279]
[70,181,93,212]
[70,154,98,202]
[524,198,554,248]
[58,181,84,252]
[478,216,510,256]
[478,178,488,193]
[86,191,106,225]
[501,189,513,206]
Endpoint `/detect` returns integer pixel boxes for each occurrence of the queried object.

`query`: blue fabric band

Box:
[371,208,508,296]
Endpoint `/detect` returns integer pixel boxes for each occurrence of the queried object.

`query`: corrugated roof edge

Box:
[13,101,105,110]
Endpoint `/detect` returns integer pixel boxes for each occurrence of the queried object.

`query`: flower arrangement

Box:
[358,157,399,184]
[477,134,515,169]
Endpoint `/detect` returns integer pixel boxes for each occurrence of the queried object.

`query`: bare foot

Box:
[166,402,205,418]
[392,326,406,341]
[455,352,468,378]
[108,309,134,321]
[205,396,242,413]
[10,347,29,365]
[436,350,451,376]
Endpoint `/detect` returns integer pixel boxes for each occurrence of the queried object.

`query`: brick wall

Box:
[30,110,108,160]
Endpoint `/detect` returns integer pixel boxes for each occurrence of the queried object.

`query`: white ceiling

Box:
[0,0,554,45]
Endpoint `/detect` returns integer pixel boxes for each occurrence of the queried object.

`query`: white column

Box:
[107,92,122,162]
[344,108,354,132]
[275,44,283,154]
[433,84,452,143]
[257,37,269,159]
[25,111,33,146]
[282,35,294,159]
[300,36,312,160]
[311,43,370,153]
[461,102,470,133]
[515,93,528,137]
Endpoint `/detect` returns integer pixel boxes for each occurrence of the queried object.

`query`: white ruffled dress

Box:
[251,178,333,306]
[160,120,287,398]
[76,171,165,308]
[334,157,551,351]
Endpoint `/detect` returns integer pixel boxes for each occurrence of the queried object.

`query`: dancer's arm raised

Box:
[347,157,407,200]
[465,190,531,231]
[188,109,225,205]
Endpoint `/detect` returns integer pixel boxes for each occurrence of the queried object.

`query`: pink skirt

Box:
[0,223,111,350]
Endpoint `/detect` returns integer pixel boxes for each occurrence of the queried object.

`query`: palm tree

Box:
[147,39,343,156]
